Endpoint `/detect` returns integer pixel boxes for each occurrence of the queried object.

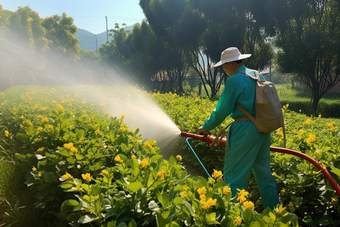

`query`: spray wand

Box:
[180,131,340,197]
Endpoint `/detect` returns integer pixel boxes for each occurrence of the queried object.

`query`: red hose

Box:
[181,131,340,197]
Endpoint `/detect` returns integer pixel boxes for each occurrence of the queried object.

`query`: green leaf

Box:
[78,214,100,224]
[58,149,70,157]
[330,165,340,177]
[166,221,181,227]
[205,212,220,225]
[63,199,80,206]
[60,183,73,189]
[151,154,163,163]
[117,222,127,227]
[183,201,195,216]
[15,133,27,142]
[248,221,261,227]
[120,143,127,152]
[173,197,184,205]
[158,193,169,208]
[128,182,143,193]
[242,208,254,224]
[75,153,84,160]
[156,212,166,227]
[127,219,137,227]
[14,153,26,160]
[168,155,177,165]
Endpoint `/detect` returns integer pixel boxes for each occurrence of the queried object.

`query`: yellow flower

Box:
[238,195,247,204]
[37,172,42,177]
[156,170,165,180]
[63,172,73,180]
[82,173,91,183]
[57,104,63,111]
[212,169,223,181]
[20,115,25,120]
[37,147,45,152]
[243,201,255,210]
[180,191,187,198]
[189,114,194,119]
[140,159,149,168]
[64,143,74,150]
[331,197,338,202]
[318,114,321,118]
[176,155,182,161]
[121,114,125,119]
[70,147,78,153]
[327,122,336,132]
[199,194,206,201]
[4,130,9,137]
[101,169,109,176]
[144,141,152,149]
[41,107,46,111]
[95,129,102,136]
[42,117,49,123]
[306,133,316,144]
[288,202,295,212]
[305,118,312,125]
[237,189,249,197]
[223,186,231,195]
[48,125,53,129]
[82,110,86,114]
[208,177,215,184]
[100,103,105,107]
[235,216,242,226]
[131,154,136,159]
[34,138,42,142]
[114,155,123,163]
[118,127,126,133]
[272,172,277,176]
[197,187,206,195]
[276,128,284,138]
[281,188,286,194]
[32,167,37,171]
[37,127,43,131]
[201,198,217,210]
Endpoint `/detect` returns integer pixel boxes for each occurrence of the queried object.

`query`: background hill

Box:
[74,25,134,51]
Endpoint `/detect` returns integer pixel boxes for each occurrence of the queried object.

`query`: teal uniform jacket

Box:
[202,65,279,209]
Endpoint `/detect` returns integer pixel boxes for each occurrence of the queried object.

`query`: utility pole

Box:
[105,16,108,42]
[95,34,98,50]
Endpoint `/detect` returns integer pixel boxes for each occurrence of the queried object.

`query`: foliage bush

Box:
[152,92,340,226]
[0,86,299,227]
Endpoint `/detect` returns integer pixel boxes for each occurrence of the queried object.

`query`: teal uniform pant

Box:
[225,120,279,209]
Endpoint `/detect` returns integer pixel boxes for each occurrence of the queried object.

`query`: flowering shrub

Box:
[0,86,327,226]
[152,93,340,226]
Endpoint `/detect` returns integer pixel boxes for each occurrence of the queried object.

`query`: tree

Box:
[186,0,274,98]
[42,12,79,57]
[139,0,190,94]
[262,0,340,114]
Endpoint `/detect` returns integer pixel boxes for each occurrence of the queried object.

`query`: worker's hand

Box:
[198,126,209,135]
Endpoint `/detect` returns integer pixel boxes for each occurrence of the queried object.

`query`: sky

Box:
[1,0,146,34]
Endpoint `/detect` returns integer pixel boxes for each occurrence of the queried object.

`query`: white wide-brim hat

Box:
[213,47,251,67]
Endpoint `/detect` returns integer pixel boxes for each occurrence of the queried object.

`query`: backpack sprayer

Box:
[180,131,340,197]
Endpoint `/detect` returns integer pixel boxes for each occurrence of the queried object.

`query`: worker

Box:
[198,47,279,209]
